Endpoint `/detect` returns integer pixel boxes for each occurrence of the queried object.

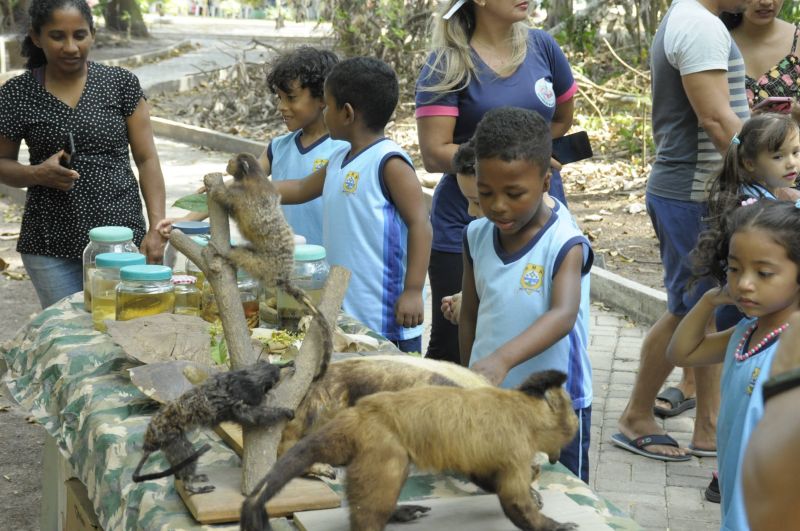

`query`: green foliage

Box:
[208,321,229,367]
[329,0,436,97]
[173,192,208,213]
[780,1,800,23]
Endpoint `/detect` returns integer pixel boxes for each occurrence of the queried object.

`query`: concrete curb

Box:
[151,116,265,156]
[96,39,195,69]
[591,266,666,325]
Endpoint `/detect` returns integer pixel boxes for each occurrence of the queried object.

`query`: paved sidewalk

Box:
[586,310,721,530]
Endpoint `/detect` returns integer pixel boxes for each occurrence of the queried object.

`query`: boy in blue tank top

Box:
[155,47,346,245]
[460,108,593,482]
[272,57,432,353]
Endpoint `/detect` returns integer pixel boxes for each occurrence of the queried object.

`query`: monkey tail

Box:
[240,418,356,531]
[277,280,333,381]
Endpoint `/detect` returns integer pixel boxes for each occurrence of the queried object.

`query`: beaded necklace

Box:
[734,321,789,362]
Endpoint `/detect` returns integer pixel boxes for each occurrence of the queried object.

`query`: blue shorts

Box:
[559,405,591,483]
[21,254,83,308]
[645,192,714,316]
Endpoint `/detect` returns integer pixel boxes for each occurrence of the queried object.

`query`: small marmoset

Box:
[240,370,579,531]
[210,153,333,380]
[132,361,293,494]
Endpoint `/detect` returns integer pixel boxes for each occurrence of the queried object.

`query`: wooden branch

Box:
[242,266,350,493]
[577,86,607,129]
[602,37,650,81]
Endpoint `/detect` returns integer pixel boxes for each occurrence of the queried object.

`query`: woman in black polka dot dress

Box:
[0,0,167,308]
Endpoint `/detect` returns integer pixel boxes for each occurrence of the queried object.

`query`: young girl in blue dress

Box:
[667,200,800,530]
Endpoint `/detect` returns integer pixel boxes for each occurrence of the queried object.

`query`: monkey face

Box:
[226,158,239,177]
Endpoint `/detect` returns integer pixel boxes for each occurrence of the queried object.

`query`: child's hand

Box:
[704,286,735,307]
[155,217,176,238]
[441,292,462,325]
[395,288,424,328]
[471,353,511,386]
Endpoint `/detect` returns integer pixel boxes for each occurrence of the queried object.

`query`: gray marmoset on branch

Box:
[240,370,579,531]
[132,361,293,494]
[210,153,333,380]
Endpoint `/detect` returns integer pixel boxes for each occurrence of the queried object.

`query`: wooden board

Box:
[177,464,341,524]
[214,421,244,455]
[293,492,615,531]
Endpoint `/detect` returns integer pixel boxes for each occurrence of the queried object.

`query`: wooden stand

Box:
[177,465,341,525]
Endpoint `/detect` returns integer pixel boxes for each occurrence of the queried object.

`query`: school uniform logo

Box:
[342,171,359,193]
[520,263,544,294]
[746,367,760,395]
[535,78,556,108]
[312,158,328,172]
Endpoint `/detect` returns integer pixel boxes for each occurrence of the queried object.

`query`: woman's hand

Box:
[34,151,79,191]
[140,228,167,264]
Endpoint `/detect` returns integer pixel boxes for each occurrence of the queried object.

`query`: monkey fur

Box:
[241,370,579,531]
[133,361,293,494]
[278,355,490,477]
[209,153,333,380]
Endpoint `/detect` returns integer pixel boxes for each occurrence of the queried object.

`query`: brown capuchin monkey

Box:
[277,354,490,478]
[209,153,333,380]
[241,370,579,531]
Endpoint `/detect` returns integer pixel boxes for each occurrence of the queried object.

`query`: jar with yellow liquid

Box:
[91,252,146,332]
[82,226,137,310]
[116,265,175,321]
[277,244,329,331]
[260,234,305,328]
[172,275,201,316]
[201,271,260,330]
[164,221,210,274]
[185,235,209,292]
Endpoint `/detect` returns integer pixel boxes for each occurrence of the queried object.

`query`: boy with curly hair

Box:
[158,46,344,245]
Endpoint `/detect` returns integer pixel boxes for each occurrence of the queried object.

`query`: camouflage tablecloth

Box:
[1,294,640,531]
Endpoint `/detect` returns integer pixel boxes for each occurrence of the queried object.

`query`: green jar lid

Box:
[172,221,210,235]
[95,252,146,269]
[295,244,326,261]
[120,265,173,281]
[88,226,134,243]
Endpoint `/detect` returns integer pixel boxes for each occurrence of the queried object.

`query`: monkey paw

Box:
[530,486,543,509]
[389,505,431,522]
[553,523,578,531]
[184,475,215,495]
[307,463,337,480]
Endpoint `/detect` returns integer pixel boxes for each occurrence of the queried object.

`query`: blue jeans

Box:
[21,254,83,308]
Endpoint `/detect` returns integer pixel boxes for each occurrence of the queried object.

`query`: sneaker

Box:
[705,472,720,503]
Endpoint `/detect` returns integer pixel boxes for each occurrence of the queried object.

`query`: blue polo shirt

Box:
[415,29,577,253]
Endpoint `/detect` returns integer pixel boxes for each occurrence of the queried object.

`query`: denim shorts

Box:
[645,192,714,316]
[21,254,83,308]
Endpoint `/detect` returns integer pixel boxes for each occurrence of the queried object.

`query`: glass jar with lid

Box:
[260,234,306,328]
[185,235,209,292]
[201,270,260,330]
[82,226,138,309]
[277,244,329,331]
[91,252,146,332]
[116,265,175,321]
[163,221,210,274]
[172,275,201,316]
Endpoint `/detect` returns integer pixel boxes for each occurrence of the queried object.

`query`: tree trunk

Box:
[545,0,573,29]
[104,0,149,38]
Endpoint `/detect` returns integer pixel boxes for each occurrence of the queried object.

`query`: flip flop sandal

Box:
[688,444,717,458]
[610,432,691,462]
[654,386,697,418]
[705,472,720,503]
